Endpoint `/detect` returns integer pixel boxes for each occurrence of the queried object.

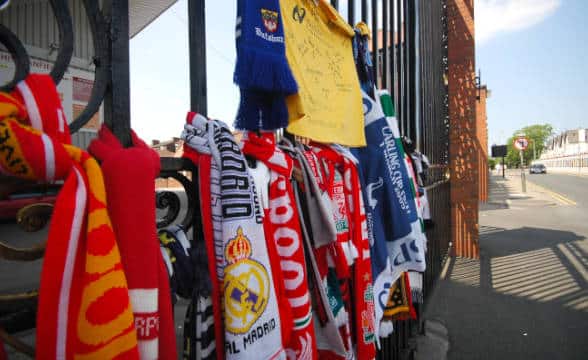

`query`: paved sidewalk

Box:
[424,174,588,360]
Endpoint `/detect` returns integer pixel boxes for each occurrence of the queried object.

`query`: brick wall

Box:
[476,86,489,202]
[448,0,479,258]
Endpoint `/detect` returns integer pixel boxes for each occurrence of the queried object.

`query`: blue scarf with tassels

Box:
[234,0,297,130]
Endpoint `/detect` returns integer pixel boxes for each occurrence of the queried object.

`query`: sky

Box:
[475,0,588,146]
[130,0,588,148]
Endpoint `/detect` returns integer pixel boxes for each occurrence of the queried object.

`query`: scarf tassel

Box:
[235,89,289,130]
[233,44,298,94]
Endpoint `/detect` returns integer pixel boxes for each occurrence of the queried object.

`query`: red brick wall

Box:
[448,0,479,258]
[476,86,489,202]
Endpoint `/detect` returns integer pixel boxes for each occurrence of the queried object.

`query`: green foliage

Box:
[488,158,498,170]
[504,124,553,167]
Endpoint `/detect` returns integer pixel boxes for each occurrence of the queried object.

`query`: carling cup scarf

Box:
[351,90,425,340]
[0,74,139,359]
[182,113,286,360]
[241,131,318,360]
[88,126,177,360]
[378,90,427,309]
[234,0,297,130]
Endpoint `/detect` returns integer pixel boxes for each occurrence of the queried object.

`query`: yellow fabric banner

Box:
[281,0,366,146]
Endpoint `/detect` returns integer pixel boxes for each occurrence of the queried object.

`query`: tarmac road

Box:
[425,174,588,360]
[526,172,588,207]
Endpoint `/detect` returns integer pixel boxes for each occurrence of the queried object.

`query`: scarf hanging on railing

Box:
[88,126,177,359]
[382,273,416,322]
[234,0,297,130]
[158,225,217,360]
[351,90,426,339]
[241,131,318,359]
[316,145,377,359]
[0,74,139,359]
[182,113,286,360]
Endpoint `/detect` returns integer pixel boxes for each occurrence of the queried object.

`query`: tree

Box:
[504,124,553,168]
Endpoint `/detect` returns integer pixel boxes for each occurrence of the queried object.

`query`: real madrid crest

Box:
[261,8,279,33]
[224,227,270,334]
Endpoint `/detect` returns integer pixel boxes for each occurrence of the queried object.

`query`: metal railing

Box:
[0,1,451,358]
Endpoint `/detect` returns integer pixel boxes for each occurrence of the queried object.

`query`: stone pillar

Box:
[447,0,479,258]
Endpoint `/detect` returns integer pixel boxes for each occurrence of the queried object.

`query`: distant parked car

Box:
[529,164,547,174]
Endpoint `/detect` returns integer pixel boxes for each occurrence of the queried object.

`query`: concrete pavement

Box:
[424,174,588,360]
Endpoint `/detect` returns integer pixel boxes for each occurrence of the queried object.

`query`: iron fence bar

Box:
[361,0,368,22]
[382,0,389,90]
[388,0,394,97]
[331,0,339,10]
[408,0,417,145]
[188,0,207,115]
[348,0,356,25]
[103,0,132,147]
[371,0,378,85]
[396,0,404,134]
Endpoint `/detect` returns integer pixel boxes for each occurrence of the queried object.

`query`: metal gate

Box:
[0,1,451,358]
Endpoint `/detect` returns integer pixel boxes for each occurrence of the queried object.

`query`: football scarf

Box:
[88,125,177,360]
[351,90,425,339]
[234,0,297,130]
[279,141,347,360]
[382,273,416,322]
[241,131,318,360]
[0,75,139,359]
[339,150,377,359]
[378,90,428,309]
[159,225,217,360]
[182,113,286,360]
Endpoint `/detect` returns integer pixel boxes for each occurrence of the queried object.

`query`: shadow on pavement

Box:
[425,225,588,360]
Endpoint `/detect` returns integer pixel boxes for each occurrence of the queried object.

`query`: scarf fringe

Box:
[233,45,298,94]
[235,89,289,130]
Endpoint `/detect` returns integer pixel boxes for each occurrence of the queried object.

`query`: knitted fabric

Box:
[0,75,139,359]
[241,131,318,359]
[283,144,347,360]
[382,273,416,321]
[158,225,217,360]
[351,89,425,340]
[182,113,286,360]
[88,126,177,360]
[234,0,297,130]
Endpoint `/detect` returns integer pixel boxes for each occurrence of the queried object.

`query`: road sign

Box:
[513,137,529,151]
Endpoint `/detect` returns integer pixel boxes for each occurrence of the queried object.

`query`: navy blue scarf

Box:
[234,0,297,130]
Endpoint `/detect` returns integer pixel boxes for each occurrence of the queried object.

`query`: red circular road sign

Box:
[513,137,529,151]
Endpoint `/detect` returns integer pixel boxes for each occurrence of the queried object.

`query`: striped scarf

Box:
[182,113,286,360]
[0,75,139,359]
[241,132,317,360]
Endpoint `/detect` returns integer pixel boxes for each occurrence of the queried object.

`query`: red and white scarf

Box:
[241,131,318,360]
[1,75,139,359]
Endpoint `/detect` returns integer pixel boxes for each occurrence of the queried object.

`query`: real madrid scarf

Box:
[0,74,139,359]
[182,113,286,360]
[241,131,318,360]
[88,126,177,359]
[234,0,297,130]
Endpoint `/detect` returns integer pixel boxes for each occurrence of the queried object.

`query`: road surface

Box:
[526,172,588,207]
